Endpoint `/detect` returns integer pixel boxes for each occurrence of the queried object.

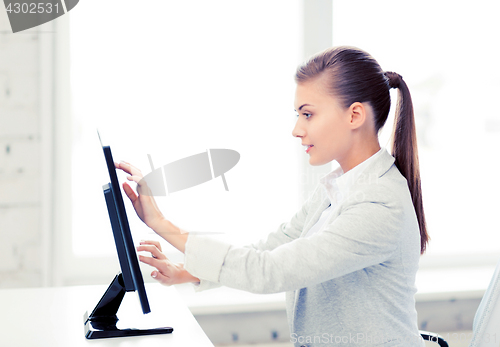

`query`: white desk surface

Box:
[0,283,214,347]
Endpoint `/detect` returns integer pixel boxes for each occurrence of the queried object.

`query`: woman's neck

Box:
[339,142,381,173]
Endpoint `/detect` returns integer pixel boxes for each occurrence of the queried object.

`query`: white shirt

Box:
[304,147,385,238]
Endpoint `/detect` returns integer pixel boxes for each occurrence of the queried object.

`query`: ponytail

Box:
[385,72,429,254]
[296,46,429,254]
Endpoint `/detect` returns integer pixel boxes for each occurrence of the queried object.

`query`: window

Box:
[332,0,500,262]
[62,0,498,286]
[69,0,301,269]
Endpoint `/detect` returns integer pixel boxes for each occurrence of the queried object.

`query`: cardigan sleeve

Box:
[185,186,317,292]
[187,220,304,292]
[184,197,402,294]
[243,184,318,251]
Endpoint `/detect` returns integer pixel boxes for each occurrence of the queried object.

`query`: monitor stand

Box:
[84,273,173,339]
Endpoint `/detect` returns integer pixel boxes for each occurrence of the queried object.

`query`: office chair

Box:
[420,330,449,347]
[418,257,500,347]
[469,257,500,347]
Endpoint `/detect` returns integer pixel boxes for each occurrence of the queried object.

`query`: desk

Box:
[0,283,214,347]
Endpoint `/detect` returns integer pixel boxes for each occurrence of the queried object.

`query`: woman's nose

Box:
[292,119,304,138]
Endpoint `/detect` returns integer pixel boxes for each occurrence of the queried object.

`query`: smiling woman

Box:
[113,46,427,347]
[294,47,428,256]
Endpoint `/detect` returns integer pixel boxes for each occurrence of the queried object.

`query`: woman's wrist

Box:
[151,218,188,253]
[179,263,200,284]
[148,216,169,233]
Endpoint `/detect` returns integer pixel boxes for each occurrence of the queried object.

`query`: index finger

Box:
[137,244,166,260]
[138,255,163,269]
[115,161,131,174]
[115,161,143,178]
[140,240,162,252]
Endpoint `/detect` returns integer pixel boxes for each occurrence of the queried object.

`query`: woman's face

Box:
[292,78,352,167]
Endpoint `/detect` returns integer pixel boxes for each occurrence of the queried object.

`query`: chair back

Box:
[469,258,500,346]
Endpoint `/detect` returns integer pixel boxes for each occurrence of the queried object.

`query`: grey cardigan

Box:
[184,148,424,346]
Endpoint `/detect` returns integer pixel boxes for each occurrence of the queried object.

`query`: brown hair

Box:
[295,46,429,254]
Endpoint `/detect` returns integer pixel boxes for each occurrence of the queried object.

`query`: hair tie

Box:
[384,71,402,89]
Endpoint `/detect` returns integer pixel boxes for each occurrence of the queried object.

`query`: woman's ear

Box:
[348,102,367,129]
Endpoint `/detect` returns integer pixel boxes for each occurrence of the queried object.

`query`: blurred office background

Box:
[1,0,499,345]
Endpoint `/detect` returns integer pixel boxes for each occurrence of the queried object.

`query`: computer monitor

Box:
[83,133,173,339]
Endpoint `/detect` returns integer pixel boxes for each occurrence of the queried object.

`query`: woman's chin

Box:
[308,157,327,166]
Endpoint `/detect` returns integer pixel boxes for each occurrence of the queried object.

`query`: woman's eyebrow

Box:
[295,103,313,111]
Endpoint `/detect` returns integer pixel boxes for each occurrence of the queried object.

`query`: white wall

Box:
[0,12,44,288]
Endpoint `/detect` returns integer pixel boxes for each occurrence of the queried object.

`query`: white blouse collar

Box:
[319,147,385,204]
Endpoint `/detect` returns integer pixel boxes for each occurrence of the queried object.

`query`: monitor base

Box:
[84,273,173,339]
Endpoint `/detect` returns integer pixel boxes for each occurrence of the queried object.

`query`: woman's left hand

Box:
[115,161,165,231]
[137,240,200,285]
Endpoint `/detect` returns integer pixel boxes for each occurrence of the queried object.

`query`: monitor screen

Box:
[101,142,150,314]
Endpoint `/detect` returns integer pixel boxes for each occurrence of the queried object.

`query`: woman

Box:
[116,46,428,346]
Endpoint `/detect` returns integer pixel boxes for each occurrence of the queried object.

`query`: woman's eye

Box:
[295,113,312,119]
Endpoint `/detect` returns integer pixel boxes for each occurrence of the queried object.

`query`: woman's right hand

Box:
[137,240,200,286]
[115,161,166,231]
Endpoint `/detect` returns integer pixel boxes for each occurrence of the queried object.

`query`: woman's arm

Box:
[115,161,189,253]
[118,160,347,294]
[137,240,200,285]
[184,197,404,294]
[148,218,189,253]
[116,160,316,254]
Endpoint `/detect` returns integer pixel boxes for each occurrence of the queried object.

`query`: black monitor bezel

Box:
[103,183,134,290]
[102,145,151,314]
